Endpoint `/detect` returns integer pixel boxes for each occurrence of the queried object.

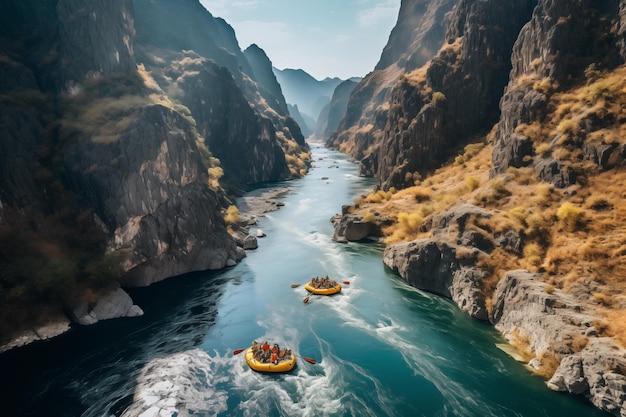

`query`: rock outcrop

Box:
[373,0,536,189]
[327,0,457,171]
[381,203,626,414]
[382,204,492,320]
[331,213,379,243]
[491,0,626,183]
[70,284,143,325]
[0,319,71,354]
[492,270,626,416]
[61,104,242,287]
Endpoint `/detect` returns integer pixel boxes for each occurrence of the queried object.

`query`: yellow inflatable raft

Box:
[304,282,342,295]
[245,348,297,373]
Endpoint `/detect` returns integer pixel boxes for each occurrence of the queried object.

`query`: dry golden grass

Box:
[223,205,240,225]
[352,139,626,348]
[509,328,535,362]
[534,351,562,379]
[605,309,626,347]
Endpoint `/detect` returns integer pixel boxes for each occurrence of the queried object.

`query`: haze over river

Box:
[0,144,607,417]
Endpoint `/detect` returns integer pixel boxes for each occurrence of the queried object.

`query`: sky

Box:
[198,0,401,80]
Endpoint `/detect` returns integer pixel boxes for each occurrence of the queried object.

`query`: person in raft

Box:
[310,276,338,289]
[254,341,290,364]
[255,341,270,362]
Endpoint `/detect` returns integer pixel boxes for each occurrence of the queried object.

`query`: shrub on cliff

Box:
[556,202,585,231]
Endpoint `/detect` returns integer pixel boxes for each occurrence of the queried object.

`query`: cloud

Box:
[357,0,399,27]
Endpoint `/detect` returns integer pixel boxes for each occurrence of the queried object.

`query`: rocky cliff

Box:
[326,0,457,168]
[0,0,303,348]
[314,79,358,141]
[492,0,626,183]
[332,0,626,415]
[370,0,536,190]
[244,44,289,116]
[133,0,309,187]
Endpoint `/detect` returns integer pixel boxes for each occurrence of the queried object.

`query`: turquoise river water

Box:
[0,143,609,417]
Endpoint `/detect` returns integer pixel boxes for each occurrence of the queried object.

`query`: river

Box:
[0,143,608,417]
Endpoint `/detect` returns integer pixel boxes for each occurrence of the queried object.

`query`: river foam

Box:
[121,349,229,417]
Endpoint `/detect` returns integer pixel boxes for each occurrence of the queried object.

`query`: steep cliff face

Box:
[327,0,456,165]
[132,0,249,80]
[374,0,536,190]
[314,79,358,141]
[492,0,626,183]
[0,0,302,345]
[140,50,292,186]
[333,1,626,414]
[133,0,308,186]
[287,103,315,137]
[60,104,241,287]
[170,55,290,185]
[56,0,136,90]
[244,44,289,116]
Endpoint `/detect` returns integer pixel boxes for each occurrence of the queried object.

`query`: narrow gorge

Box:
[1,0,625,416]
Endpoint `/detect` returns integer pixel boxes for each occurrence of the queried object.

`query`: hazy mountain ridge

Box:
[272,67,345,122]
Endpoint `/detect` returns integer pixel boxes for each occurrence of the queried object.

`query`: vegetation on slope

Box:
[350,66,626,351]
[0,67,228,342]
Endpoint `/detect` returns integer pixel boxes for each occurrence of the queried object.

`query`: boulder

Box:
[331,213,376,243]
[71,285,144,325]
[492,270,626,416]
[383,238,487,320]
[548,339,626,416]
[231,230,258,250]
[423,203,492,235]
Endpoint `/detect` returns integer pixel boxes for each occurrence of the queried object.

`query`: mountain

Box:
[287,103,315,138]
[133,0,309,186]
[327,0,457,164]
[314,79,359,141]
[330,0,626,415]
[243,44,289,116]
[272,67,344,121]
[0,0,309,347]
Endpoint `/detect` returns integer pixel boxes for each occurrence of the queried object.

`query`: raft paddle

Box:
[296,355,317,364]
[233,348,246,355]
[303,294,310,303]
